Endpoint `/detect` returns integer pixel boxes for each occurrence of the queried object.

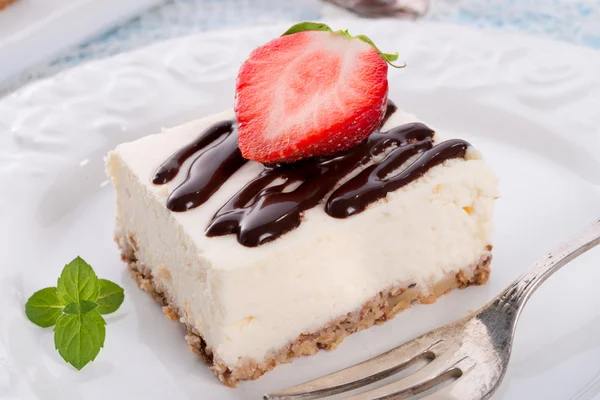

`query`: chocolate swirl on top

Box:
[326,138,469,218]
[153,120,247,212]
[153,101,470,247]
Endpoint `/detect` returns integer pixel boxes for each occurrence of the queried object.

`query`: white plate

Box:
[0,0,163,87]
[1,20,600,400]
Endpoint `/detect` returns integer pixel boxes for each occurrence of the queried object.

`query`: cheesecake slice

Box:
[105,104,498,386]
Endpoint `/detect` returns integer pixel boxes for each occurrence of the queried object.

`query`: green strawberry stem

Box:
[281,22,405,68]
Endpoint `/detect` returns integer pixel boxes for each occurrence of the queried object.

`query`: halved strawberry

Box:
[235,22,402,163]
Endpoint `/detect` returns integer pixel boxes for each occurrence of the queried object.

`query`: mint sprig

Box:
[25,256,124,370]
[25,287,63,327]
[281,22,406,68]
[54,310,106,370]
[57,257,99,304]
[96,279,125,315]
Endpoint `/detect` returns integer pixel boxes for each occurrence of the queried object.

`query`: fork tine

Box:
[419,365,482,400]
[342,354,472,400]
[264,338,443,400]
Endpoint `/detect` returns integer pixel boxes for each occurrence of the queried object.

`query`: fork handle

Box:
[490,219,600,318]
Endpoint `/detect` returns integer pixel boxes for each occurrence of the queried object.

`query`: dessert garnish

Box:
[236,22,402,163]
[25,257,124,370]
[152,22,470,247]
[206,107,468,246]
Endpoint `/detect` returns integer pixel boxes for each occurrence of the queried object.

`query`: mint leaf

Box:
[27,256,123,370]
[54,310,106,370]
[25,287,64,327]
[96,279,125,315]
[80,300,99,314]
[63,302,78,315]
[281,22,332,36]
[57,257,99,304]
[63,300,98,315]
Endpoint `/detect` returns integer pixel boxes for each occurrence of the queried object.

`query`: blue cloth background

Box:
[57,0,600,70]
[10,0,600,94]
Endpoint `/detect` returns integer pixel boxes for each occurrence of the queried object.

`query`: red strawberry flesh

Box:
[235,30,389,163]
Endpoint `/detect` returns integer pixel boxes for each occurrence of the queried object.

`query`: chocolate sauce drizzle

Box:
[153,120,247,212]
[153,101,470,247]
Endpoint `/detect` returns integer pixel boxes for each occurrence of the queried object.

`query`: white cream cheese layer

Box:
[105,108,498,368]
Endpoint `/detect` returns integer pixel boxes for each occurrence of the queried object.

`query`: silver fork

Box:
[265,220,600,400]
